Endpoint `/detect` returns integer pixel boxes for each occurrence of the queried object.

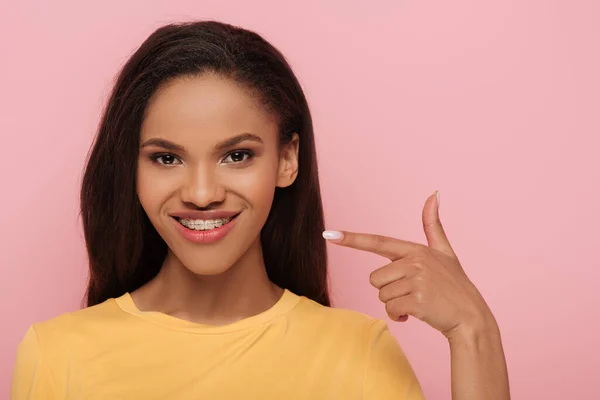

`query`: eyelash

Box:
[223,149,255,164]
[149,153,181,166]
[149,150,255,166]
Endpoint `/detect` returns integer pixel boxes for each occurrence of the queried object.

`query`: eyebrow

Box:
[140,133,264,152]
[215,132,264,151]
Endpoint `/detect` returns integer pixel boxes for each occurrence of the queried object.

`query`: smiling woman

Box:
[135,74,296,279]
[11,20,508,400]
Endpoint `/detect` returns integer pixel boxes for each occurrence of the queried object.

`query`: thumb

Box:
[422,191,456,258]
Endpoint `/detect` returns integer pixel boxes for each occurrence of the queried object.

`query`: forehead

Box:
[140,73,278,144]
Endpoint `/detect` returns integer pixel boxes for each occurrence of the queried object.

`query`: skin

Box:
[132,73,299,326]
[325,193,511,399]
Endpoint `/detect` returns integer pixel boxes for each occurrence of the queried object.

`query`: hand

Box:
[323,191,497,340]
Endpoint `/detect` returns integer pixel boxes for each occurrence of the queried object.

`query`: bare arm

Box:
[448,317,510,400]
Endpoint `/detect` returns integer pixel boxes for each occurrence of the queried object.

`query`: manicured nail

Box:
[322,230,344,241]
[435,190,440,207]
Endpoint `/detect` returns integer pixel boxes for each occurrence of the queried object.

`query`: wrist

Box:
[447,313,501,346]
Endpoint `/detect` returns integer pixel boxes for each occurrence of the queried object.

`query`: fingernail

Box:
[322,230,344,241]
[435,190,440,207]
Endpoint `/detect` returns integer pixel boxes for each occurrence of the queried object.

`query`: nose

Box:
[180,165,226,208]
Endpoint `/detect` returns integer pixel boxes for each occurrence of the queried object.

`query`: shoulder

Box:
[12,298,126,397]
[296,295,378,323]
[21,297,125,351]
[292,295,385,344]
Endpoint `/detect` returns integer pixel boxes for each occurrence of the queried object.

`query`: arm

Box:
[448,318,510,400]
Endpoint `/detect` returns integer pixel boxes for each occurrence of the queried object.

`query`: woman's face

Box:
[137,73,298,275]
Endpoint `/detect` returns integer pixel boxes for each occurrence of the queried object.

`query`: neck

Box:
[131,238,283,326]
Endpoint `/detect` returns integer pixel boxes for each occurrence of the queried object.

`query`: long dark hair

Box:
[80,20,329,308]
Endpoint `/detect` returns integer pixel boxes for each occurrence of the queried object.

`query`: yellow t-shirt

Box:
[11,289,424,399]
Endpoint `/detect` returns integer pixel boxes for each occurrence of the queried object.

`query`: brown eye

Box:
[150,153,182,166]
[223,150,254,164]
[159,155,177,164]
[231,152,244,162]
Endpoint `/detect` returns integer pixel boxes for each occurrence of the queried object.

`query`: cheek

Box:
[224,161,279,213]
[136,161,178,215]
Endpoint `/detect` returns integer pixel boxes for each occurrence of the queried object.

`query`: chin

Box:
[183,261,235,276]
[168,248,239,276]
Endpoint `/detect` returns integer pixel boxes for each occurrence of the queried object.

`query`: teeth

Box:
[179,217,231,231]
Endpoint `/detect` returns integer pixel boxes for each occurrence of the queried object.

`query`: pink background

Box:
[2,1,599,398]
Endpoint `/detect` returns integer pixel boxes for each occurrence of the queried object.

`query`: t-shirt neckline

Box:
[115,289,301,334]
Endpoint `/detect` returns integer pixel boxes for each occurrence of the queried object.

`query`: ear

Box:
[276,133,299,188]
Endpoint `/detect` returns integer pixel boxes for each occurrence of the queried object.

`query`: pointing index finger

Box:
[323,230,420,261]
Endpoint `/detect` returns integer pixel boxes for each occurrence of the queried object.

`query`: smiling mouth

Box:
[172,213,240,231]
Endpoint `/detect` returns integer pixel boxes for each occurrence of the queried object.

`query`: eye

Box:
[150,153,182,166]
[223,150,254,164]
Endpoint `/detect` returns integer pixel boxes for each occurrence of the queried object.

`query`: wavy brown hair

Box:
[80,20,329,307]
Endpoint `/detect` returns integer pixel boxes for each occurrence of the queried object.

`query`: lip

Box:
[170,210,241,220]
[171,214,239,244]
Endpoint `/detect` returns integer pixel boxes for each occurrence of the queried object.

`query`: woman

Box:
[11,20,509,399]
